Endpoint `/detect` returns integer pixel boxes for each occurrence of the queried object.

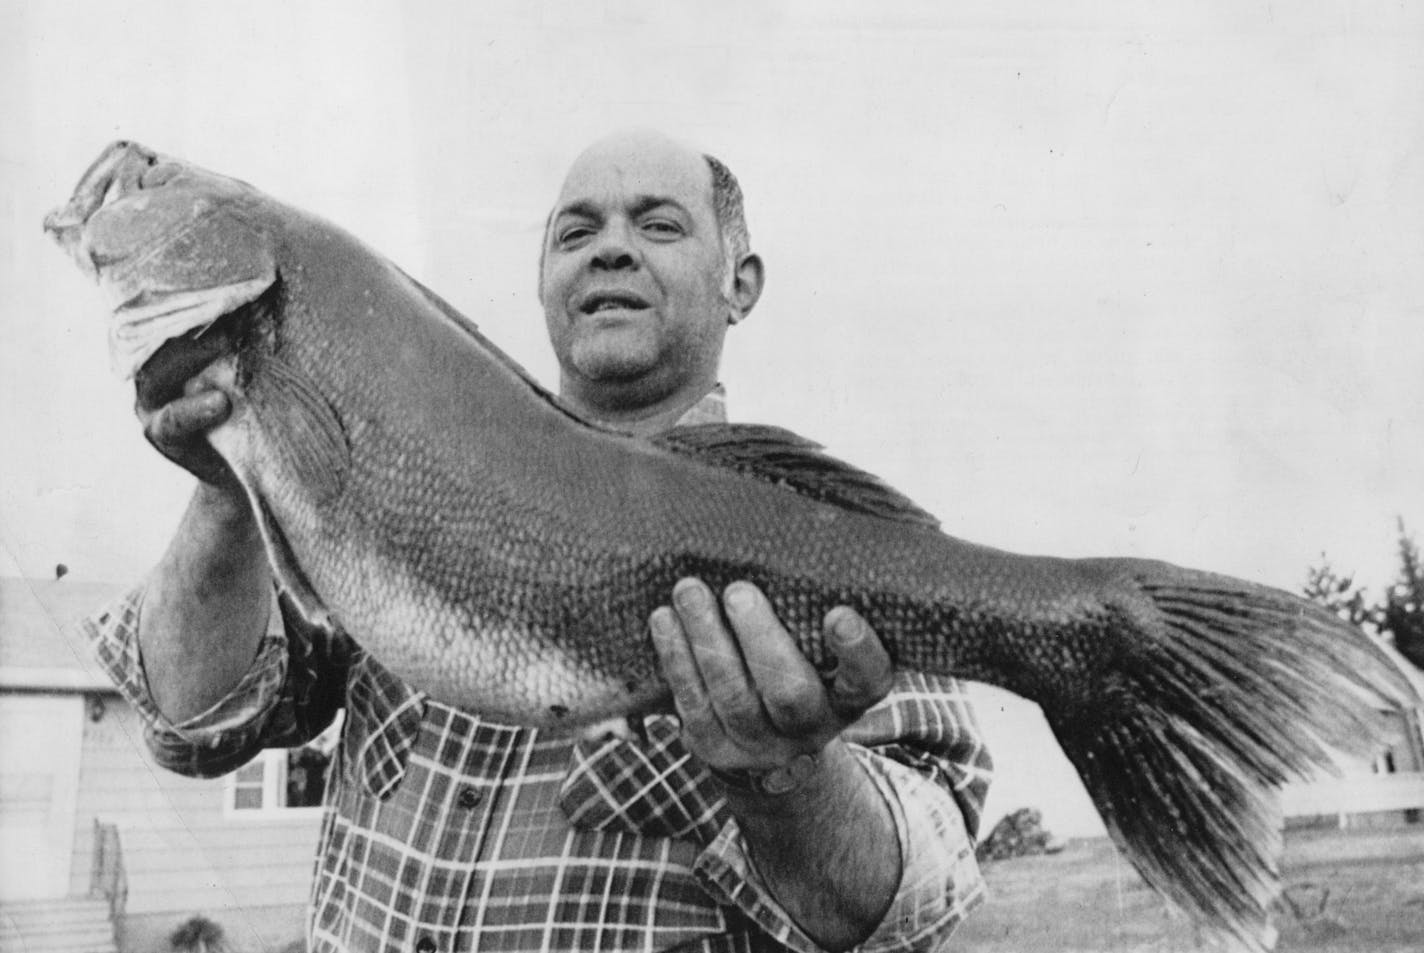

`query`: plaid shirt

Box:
[84,390,993,953]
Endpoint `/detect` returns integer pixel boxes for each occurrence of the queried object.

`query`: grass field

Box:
[953,825,1424,952]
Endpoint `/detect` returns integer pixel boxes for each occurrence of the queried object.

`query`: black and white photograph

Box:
[2,3,1421,952]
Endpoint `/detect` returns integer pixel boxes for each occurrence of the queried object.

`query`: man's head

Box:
[539,130,763,423]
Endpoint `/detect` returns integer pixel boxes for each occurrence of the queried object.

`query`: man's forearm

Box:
[139,482,272,722]
[726,738,901,951]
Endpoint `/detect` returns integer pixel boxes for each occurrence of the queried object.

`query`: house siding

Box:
[70,702,320,939]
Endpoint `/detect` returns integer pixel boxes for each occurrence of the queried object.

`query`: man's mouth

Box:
[578,292,650,315]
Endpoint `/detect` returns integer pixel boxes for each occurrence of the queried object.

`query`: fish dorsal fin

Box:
[653,423,940,529]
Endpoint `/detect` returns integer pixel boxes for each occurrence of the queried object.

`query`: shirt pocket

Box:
[558,715,727,844]
[339,654,426,800]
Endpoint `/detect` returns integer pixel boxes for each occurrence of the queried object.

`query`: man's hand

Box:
[651,579,903,948]
[649,577,894,776]
[134,371,270,722]
[137,375,237,488]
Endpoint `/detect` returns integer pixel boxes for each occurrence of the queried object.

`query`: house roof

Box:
[0,576,128,692]
[1381,637,1424,704]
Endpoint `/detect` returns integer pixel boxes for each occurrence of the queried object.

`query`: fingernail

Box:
[723,582,757,614]
[197,391,227,415]
[826,608,864,647]
[672,579,707,612]
[649,607,675,640]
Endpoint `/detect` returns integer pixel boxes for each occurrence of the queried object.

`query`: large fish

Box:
[46,141,1417,952]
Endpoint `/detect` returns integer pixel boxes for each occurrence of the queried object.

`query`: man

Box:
[86,131,991,952]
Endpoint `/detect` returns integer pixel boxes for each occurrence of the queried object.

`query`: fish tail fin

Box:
[1047,561,1417,953]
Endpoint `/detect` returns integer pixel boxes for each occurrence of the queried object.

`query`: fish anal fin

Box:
[246,356,349,505]
[653,423,940,528]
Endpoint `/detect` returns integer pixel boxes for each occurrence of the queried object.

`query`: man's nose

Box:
[589,220,638,271]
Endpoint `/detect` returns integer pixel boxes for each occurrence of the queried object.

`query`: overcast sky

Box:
[3,0,1420,834]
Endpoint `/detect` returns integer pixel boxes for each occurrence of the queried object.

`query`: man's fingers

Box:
[822,606,895,720]
[656,581,894,764]
[675,579,767,736]
[138,389,235,485]
[145,390,229,447]
[650,605,715,730]
[724,583,826,737]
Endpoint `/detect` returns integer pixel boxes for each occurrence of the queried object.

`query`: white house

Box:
[0,577,325,953]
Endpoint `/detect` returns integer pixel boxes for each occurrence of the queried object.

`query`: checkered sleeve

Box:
[82,581,354,778]
[692,672,992,952]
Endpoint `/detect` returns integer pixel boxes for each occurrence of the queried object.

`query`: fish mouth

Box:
[576,290,651,316]
[43,142,174,253]
[43,141,246,282]
[44,140,277,381]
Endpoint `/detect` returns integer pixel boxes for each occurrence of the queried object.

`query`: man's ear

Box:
[727,253,765,325]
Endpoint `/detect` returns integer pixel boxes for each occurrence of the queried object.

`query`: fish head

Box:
[43,141,277,381]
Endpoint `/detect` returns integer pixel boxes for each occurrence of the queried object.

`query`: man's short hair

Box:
[703,153,751,282]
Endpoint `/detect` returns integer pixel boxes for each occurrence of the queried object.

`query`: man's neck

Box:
[560,379,715,437]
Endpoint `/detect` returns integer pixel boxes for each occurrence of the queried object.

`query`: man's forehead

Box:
[554,134,713,215]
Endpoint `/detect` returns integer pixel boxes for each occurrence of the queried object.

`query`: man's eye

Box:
[643,220,682,237]
[556,227,592,247]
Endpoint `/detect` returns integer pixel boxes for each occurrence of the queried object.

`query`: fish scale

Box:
[46,140,1418,953]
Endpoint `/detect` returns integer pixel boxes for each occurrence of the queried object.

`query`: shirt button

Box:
[457,786,482,809]
[415,936,436,953]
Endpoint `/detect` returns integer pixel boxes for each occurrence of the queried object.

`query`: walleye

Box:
[47,141,1417,952]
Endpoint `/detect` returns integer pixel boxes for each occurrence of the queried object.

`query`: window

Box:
[225,712,343,818]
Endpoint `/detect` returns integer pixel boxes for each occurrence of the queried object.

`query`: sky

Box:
[2,0,1421,835]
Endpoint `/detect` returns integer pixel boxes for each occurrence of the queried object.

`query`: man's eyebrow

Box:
[628,194,688,218]
[551,199,602,222]
[551,195,689,222]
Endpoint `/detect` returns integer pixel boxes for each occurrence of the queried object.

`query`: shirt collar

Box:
[674,383,727,427]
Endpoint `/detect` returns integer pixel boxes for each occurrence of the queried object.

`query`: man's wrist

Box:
[191,480,254,527]
[711,740,873,817]
[716,738,902,948]
[708,751,821,798]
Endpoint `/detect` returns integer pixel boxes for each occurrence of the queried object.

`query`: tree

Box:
[168,915,231,953]
[1304,519,1424,672]
[1380,521,1424,670]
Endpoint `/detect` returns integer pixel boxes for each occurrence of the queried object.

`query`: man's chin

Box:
[568,339,658,384]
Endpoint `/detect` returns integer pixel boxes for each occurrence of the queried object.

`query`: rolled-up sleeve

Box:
[692,672,993,952]
[847,752,985,952]
[82,582,350,777]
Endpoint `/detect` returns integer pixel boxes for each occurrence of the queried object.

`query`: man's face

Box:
[540,135,733,411]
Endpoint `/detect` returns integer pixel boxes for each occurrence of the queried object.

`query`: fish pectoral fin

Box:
[653,423,940,528]
[248,356,350,505]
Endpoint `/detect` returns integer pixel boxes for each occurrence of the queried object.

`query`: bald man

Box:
[86,131,991,953]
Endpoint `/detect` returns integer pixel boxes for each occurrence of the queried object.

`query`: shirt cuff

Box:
[692,746,985,953]
[850,751,985,952]
[82,582,290,777]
